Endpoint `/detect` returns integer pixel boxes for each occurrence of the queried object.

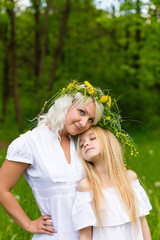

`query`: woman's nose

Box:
[80,117,88,128]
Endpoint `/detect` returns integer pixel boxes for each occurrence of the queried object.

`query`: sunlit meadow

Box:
[0,130,160,239]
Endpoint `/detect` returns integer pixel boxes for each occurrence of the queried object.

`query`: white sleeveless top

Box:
[72,180,152,240]
[6,124,84,240]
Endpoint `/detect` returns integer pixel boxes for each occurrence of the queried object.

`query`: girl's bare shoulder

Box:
[126,169,137,182]
[78,178,90,192]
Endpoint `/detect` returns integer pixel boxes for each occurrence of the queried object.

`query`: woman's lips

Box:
[74,123,81,130]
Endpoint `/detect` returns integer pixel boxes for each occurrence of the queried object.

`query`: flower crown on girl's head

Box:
[41,80,138,157]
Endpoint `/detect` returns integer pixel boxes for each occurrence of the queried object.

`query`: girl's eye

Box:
[80,144,84,148]
[90,137,96,141]
[79,109,85,115]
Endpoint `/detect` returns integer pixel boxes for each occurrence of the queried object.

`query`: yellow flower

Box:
[100,95,108,103]
[106,116,111,120]
[84,81,92,88]
[67,83,74,89]
[107,96,111,107]
[62,88,65,90]
[88,88,95,94]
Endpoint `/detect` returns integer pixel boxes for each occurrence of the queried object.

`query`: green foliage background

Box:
[0,0,160,239]
[0,0,160,134]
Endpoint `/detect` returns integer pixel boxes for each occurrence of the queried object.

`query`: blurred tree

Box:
[7,0,22,125]
[47,0,71,97]
[39,0,52,79]
[0,7,10,121]
[31,0,41,93]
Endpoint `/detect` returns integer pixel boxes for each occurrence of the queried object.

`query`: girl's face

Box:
[79,129,101,162]
[64,101,96,136]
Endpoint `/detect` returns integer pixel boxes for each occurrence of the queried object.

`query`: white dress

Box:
[6,124,84,240]
[72,180,152,240]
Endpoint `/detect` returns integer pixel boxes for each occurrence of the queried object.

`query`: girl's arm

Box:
[77,179,92,240]
[0,160,54,235]
[79,226,92,240]
[140,216,152,240]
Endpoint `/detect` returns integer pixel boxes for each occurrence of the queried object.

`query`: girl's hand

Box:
[27,215,55,235]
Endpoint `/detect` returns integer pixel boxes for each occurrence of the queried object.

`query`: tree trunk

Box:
[0,26,10,121]
[2,43,10,120]
[124,21,130,52]
[39,0,52,78]
[133,0,141,70]
[47,0,71,97]
[32,0,41,92]
[7,0,22,125]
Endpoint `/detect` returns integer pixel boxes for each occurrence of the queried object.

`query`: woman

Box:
[0,81,104,240]
[72,126,152,240]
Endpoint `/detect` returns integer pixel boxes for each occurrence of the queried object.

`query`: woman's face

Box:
[64,101,96,136]
[79,129,101,162]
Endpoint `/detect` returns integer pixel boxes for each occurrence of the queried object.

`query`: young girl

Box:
[72,126,152,240]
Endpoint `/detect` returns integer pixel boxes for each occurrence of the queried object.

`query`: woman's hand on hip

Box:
[27,215,56,235]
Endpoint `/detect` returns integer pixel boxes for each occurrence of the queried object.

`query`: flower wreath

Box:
[40,80,138,158]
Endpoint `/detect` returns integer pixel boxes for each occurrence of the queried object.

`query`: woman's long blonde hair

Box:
[77,126,138,225]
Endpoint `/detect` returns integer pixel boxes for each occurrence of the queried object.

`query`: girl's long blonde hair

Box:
[77,126,138,225]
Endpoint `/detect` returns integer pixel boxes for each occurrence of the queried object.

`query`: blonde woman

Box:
[0,81,104,240]
[72,126,152,240]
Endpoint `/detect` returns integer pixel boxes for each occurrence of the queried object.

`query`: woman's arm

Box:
[0,160,54,235]
[140,216,152,240]
[79,226,92,240]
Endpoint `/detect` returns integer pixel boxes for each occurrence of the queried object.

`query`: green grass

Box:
[0,150,40,240]
[127,130,160,239]
[0,130,160,239]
